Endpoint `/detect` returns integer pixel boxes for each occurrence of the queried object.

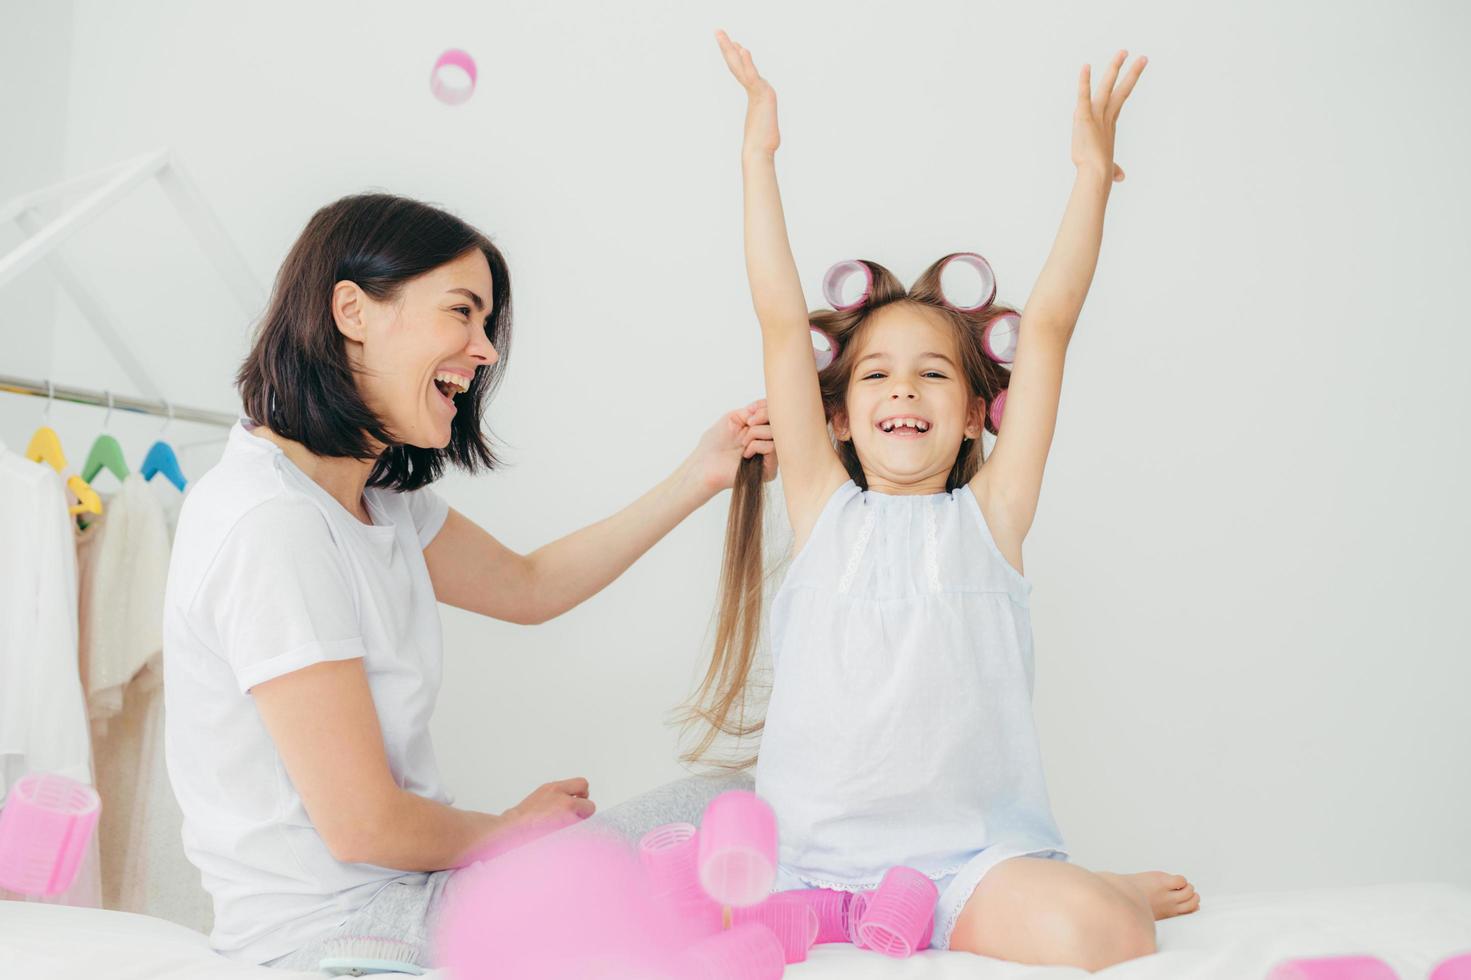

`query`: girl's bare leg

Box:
[949,856,1158,970]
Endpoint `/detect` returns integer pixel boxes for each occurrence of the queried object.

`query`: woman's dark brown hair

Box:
[677,255,1015,769]
[237,192,513,491]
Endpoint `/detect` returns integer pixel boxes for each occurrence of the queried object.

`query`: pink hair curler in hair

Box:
[822,260,872,311]
[732,893,820,964]
[430,49,477,106]
[938,252,997,313]
[784,888,852,945]
[853,866,938,959]
[640,823,703,901]
[678,921,785,980]
[811,326,838,371]
[1267,956,1400,980]
[697,791,777,909]
[981,312,1020,365]
[988,389,1008,431]
[1432,953,1471,980]
[0,772,101,896]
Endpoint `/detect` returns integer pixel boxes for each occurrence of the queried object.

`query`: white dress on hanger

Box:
[0,436,101,908]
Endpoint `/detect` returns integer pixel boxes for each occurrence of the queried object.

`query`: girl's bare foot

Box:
[1096,870,1200,920]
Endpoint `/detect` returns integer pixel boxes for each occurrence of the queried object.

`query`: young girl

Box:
[684,32,1199,969]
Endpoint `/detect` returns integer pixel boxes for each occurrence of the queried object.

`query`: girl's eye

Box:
[923,371,946,379]
[862,372,886,381]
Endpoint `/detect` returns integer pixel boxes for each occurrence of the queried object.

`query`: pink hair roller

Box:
[697,791,777,909]
[938,252,997,313]
[732,893,819,964]
[822,260,872,311]
[430,49,477,106]
[0,772,101,896]
[784,888,851,945]
[846,890,872,947]
[678,921,785,980]
[982,312,1020,365]
[853,865,938,959]
[1432,954,1471,980]
[438,830,691,980]
[640,822,703,901]
[811,326,838,371]
[668,894,725,943]
[988,389,1007,430]
[1267,956,1400,980]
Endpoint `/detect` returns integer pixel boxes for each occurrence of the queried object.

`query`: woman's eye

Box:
[454,306,472,317]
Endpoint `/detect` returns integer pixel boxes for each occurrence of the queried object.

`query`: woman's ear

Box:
[331,280,369,343]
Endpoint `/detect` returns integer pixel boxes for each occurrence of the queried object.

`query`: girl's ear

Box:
[831,409,852,441]
[964,396,986,440]
[331,280,369,343]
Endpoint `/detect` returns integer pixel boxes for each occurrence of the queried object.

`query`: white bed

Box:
[4,881,1469,979]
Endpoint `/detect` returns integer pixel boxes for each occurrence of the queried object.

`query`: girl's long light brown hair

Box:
[676,255,1017,769]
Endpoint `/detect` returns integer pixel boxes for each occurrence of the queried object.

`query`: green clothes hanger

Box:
[81,390,130,486]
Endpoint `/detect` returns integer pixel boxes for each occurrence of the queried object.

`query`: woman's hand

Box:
[481,778,596,859]
[691,399,777,496]
[1072,50,1147,183]
[716,30,780,158]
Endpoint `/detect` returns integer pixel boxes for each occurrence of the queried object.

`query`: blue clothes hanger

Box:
[139,398,186,492]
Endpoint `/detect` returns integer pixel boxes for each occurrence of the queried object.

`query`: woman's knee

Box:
[584,771,753,842]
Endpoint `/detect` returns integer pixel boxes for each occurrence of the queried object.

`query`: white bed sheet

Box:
[3,881,1469,979]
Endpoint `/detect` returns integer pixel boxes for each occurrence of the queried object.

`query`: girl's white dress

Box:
[756,479,1068,890]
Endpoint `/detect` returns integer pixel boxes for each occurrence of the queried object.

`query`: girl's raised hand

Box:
[1073,50,1147,183]
[715,29,780,157]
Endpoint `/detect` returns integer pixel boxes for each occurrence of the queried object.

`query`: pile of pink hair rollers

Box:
[438,789,938,978]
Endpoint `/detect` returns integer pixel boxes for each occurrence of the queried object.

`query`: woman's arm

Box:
[973,51,1147,548]
[717,31,847,538]
[424,403,775,624]
[251,659,593,870]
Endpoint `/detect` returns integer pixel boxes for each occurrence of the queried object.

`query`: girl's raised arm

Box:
[717,30,846,536]
[975,51,1147,542]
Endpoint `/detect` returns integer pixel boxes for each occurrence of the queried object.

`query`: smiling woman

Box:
[236,193,513,491]
[159,192,778,971]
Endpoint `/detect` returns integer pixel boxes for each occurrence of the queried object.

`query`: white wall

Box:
[0,0,71,399]
[2,0,1467,896]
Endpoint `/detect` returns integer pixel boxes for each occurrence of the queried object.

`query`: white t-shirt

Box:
[162,421,452,964]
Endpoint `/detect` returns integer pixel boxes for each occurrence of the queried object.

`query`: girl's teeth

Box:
[881,418,929,433]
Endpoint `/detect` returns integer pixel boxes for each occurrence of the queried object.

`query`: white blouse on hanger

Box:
[0,436,93,796]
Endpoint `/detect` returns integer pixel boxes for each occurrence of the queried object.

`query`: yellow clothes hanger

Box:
[24,380,68,472]
[24,425,67,472]
[67,477,102,516]
[21,380,105,518]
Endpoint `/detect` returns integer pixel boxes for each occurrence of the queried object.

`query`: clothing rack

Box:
[0,373,236,428]
[0,149,264,402]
